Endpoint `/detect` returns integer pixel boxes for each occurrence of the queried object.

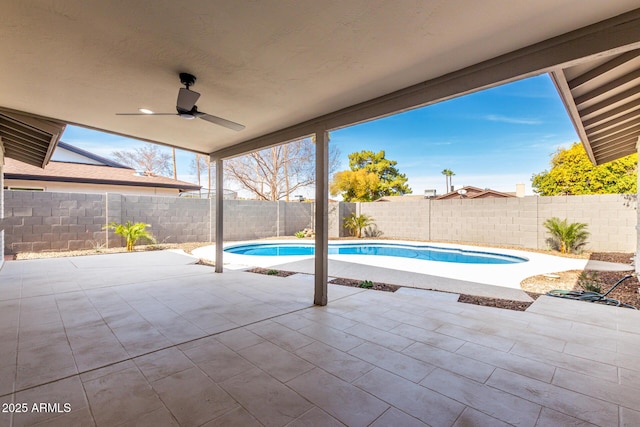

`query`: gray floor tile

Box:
[83,366,164,426]
[151,367,238,426]
[535,408,598,427]
[456,341,555,382]
[238,341,314,382]
[289,368,389,427]
[402,342,495,383]
[221,368,313,427]
[487,368,618,426]
[296,341,374,382]
[348,342,435,383]
[421,368,541,427]
[251,321,316,351]
[353,368,463,426]
[452,407,513,427]
[298,322,365,351]
[134,347,195,382]
[202,406,261,427]
[552,368,640,409]
[370,408,428,427]
[286,406,345,427]
[343,323,414,352]
[435,323,515,352]
[13,376,88,427]
[388,323,465,352]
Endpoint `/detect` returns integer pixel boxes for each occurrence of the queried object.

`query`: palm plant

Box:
[104,221,156,251]
[343,213,375,238]
[543,217,589,254]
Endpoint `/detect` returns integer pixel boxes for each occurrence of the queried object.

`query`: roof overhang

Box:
[552,49,640,165]
[0,108,65,168]
[2,2,640,163]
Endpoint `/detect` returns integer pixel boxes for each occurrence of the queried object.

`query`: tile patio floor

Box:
[0,251,639,426]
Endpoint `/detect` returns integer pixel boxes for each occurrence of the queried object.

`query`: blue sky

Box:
[61,73,578,197]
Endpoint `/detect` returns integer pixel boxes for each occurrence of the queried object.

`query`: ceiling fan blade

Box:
[177,88,200,111]
[116,113,177,116]
[199,113,245,131]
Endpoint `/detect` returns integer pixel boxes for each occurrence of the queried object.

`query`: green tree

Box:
[531,143,637,195]
[331,150,411,201]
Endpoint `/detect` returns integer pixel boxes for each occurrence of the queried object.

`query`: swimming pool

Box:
[224,242,527,264]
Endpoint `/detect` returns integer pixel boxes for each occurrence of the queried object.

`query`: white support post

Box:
[214,157,224,273]
[314,130,329,306]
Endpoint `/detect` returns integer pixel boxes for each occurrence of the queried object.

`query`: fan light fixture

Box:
[116,73,245,131]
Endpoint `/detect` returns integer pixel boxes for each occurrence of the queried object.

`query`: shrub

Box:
[104,221,156,251]
[294,231,306,238]
[543,217,589,254]
[577,271,602,293]
[267,269,279,275]
[344,213,375,238]
[358,280,374,289]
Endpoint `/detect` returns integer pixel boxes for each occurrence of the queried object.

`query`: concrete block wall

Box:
[328,202,356,238]
[430,197,538,247]
[3,190,637,253]
[358,195,636,252]
[119,195,211,244]
[222,200,279,241]
[4,191,106,252]
[536,194,636,252]
[360,200,430,240]
[283,202,314,235]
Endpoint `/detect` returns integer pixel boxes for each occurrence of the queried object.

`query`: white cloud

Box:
[484,115,542,125]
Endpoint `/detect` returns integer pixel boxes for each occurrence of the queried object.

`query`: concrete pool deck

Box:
[193,240,605,301]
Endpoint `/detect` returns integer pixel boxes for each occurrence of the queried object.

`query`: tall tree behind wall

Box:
[531,142,637,195]
[224,137,340,201]
[112,143,173,176]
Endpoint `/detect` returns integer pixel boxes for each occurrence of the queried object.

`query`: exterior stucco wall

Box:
[4,179,179,195]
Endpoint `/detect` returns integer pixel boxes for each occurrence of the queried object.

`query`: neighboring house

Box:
[435,185,516,200]
[3,141,201,196]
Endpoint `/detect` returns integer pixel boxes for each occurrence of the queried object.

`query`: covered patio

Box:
[1,250,639,426]
[2,2,640,426]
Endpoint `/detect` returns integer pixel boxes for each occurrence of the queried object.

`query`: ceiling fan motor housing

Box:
[179,73,196,88]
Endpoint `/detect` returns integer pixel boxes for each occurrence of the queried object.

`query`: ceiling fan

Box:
[116,73,245,131]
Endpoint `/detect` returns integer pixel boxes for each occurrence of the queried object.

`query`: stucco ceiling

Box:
[2,1,640,160]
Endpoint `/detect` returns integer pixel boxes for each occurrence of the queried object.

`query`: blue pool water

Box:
[224,242,527,264]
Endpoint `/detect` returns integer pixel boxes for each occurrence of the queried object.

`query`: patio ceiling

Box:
[1,2,640,162]
[552,49,640,165]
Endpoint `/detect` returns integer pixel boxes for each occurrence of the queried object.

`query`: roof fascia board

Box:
[550,69,598,163]
[3,173,201,190]
[211,8,640,160]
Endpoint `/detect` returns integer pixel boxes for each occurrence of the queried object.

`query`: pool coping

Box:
[192,239,588,295]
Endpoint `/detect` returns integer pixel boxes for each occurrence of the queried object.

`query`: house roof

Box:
[55,141,130,168]
[375,195,428,202]
[435,186,516,200]
[1,3,639,164]
[3,157,201,192]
